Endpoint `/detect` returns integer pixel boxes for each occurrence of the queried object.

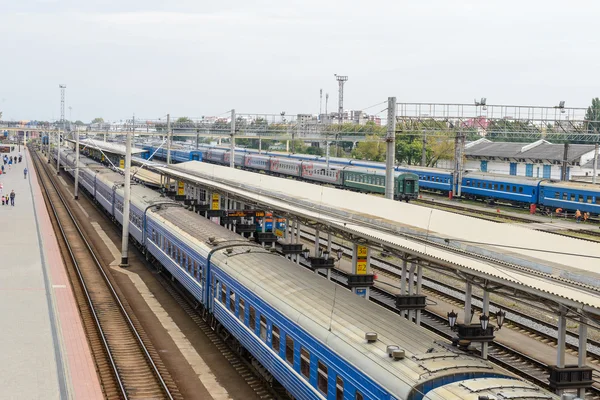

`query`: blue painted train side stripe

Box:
[213,302,326,400]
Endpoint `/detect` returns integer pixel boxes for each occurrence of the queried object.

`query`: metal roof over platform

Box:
[66,138,146,156]
[154,161,600,320]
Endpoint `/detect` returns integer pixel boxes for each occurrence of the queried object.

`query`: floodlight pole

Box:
[120,118,133,267]
[385,97,396,200]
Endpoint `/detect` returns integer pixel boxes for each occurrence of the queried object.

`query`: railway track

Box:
[32,150,179,399]
[415,198,536,223]
[49,149,284,400]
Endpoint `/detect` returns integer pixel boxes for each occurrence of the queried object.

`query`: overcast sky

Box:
[1,0,599,122]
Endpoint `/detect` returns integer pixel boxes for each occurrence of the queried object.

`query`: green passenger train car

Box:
[342,170,419,201]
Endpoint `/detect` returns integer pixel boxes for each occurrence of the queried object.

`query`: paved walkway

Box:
[0,147,103,399]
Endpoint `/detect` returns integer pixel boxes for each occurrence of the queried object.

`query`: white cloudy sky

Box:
[0,0,599,122]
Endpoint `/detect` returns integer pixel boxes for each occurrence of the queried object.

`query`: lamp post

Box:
[336,248,343,262]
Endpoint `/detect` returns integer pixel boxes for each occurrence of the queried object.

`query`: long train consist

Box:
[142,144,419,202]
[145,143,599,215]
[51,147,558,400]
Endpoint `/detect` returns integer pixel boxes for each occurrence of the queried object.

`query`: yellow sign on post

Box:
[275,229,285,238]
[357,245,368,258]
[356,259,367,275]
[211,193,220,210]
[177,181,185,196]
[119,159,124,168]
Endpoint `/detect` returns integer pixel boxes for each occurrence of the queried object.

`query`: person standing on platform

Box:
[9,190,15,206]
[23,168,27,179]
[1,164,4,174]
[8,158,12,170]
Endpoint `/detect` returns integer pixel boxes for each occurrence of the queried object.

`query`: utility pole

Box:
[453,130,466,197]
[166,114,172,165]
[593,142,598,184]
[57,84,66,174]
[325,93,329,117]
[385,97,396,200]
[230,109,235,167]
[120,116,133,267]
[74,128,80,199]
[421,131,427,167]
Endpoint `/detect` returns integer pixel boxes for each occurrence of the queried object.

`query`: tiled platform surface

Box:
[0,147,103,399]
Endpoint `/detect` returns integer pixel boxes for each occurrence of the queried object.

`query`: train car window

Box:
[518,187,523,193]
[555,192,560,199]
[587,197,592,204]
[229,291,236,313]
[512,186,516,192]
[579,195,584,203]
[563,193,567,200]
[571,194,575,201]
[317,361,328,395]
[300,348,310,378]
[336,376,344,400]
[260,316,267,341]
[596,197,599,204]
[285,336,294,365]
[221,284,227,304]
[500,184,505,191]
[238,299,245,321]
[272,325,280,353]
[355,391,364,400]
[249,306,256,331]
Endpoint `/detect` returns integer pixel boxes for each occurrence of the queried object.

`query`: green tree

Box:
[91,117,104,124]
[585,97,600,133]
[352,135,385,161]
[175,116,194,125]
[305,146,324,156]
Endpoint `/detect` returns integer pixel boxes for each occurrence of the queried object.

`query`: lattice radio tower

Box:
[334,74,348,124]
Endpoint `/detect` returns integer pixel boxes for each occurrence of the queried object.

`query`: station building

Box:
[461,138,599,180]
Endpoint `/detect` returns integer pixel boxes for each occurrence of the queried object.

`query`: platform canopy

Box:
[66,138,146,156]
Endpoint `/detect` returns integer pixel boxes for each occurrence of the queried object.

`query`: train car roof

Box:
[540,179,600,190]
[150,206,512,399]
[422,377,558,399]
[462,171,543,185]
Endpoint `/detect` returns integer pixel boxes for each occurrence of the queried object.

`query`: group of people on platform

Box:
[0,151,24,207]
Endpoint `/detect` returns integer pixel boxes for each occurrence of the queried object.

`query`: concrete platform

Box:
[0,147,103,399]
